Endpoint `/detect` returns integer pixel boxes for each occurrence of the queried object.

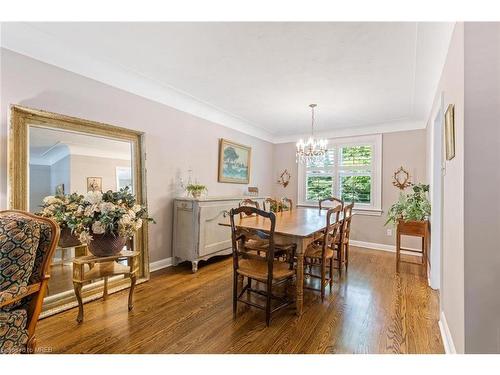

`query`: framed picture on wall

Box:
[87,177,102,192]
[445,104,455,161]
[55,183,65,196]
[218,139,251,184]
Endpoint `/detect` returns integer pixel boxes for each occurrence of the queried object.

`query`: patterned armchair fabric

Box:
[0,211,57,354]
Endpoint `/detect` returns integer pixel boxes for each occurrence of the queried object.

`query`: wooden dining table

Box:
[219,207,331,316]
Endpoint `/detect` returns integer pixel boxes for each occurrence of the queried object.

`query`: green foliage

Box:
[306,176,333,201]
[385,183,431,226]
[341,175,371,203]
[341,146,371,165]
[186,184,207,194]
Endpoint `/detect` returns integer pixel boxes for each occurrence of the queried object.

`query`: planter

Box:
[87,232,127,257]
[396,219,429,236]
[58,227,82,248]
[191,191,202,199]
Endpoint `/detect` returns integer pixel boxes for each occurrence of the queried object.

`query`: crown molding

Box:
[1,23,275,143]
[1,23,428,145]
[273,119,426,144]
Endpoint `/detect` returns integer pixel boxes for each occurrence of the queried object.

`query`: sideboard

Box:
[172,196,267,272]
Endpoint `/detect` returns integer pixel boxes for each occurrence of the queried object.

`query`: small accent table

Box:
[396,220,429,273]
[72,250,139,323]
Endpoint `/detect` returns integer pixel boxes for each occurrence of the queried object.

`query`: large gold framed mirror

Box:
[8,105,149,317]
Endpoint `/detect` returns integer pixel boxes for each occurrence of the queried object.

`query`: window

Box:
[298,134,382,213]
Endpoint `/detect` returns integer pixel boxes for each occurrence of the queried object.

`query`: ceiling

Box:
[2,22,454,142]
[29,126,131,165]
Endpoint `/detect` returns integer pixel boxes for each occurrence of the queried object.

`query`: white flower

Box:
[128,209,136,219]
[92,221,106,235]
[84,204,99,217]
[43,196,59,205]
[120,214,132,226]
[83,191,103,205]
[134,218,143,230]
[79,231,93,244]
[100,202,115,214]
[132,204,142,213]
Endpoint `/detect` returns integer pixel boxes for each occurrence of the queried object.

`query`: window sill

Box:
[297,203,383,217]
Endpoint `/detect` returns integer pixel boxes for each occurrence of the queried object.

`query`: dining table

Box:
[219,206,333,316]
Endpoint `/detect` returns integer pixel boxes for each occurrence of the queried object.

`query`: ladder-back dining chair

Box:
[319,197,344,211]
[303,206,342,301]
[229,206,295,326]
[281,197,293,211]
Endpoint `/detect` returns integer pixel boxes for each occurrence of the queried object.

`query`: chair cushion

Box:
[305,242,334,259]
[0,214,40,291]
[0,309,29,354]
[237,259,295,282]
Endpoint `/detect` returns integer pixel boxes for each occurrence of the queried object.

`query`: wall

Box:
[0,48,274,263]
[50,155,71,200]
[70,155,131,193]
[463,22,500,354]
[29,164,51,212]
[272,130,427,248]
[426,22,465,353]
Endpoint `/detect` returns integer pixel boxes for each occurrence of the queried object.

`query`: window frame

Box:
[297,134,382,215]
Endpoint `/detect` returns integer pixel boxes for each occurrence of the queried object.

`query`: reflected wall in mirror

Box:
[9,105,149,316]
[29,127,134,297]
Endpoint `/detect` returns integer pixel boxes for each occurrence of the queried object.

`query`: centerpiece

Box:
[37,193,84,248]
[39,187,154,257]
[186,183,207,199]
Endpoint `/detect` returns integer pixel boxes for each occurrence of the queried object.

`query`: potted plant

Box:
[71,187,154,257]
[37,193,84,248]
[385,183,431,227]
[186,183,207,199]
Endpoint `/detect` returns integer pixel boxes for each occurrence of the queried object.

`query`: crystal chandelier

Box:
[296,104,328,164]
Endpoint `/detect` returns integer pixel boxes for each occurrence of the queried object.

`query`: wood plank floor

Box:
[36,247,444,354]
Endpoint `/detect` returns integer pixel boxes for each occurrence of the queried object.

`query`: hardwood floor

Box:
[36,246,444,354]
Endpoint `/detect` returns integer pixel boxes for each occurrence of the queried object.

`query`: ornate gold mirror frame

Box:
[8,105,150,317]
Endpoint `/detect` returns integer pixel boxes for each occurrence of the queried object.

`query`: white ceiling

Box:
[2,22,454,142]
[29,126,131,165]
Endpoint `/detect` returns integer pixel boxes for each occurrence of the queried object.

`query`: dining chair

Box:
[0,210,60,354]
[237,199,267,252]
[303,206,342,301]
[229,206,295,326]
[341,203,354,271]
[319,197,344,211]
[281,197,293,211]
[263,198,282,213]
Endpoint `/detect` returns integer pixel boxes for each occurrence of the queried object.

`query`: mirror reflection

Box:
[29,126,133,297]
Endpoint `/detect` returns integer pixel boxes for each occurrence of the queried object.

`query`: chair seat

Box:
[305,242,334,259]
[0,309,28,354]
[237,259,295,282]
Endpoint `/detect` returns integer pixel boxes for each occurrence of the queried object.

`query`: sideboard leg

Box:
[191,260,199,273]
[73,282,84,323]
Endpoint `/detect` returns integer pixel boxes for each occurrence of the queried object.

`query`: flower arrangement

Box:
[37,187,153,246]
[385,183,431,226]
[186,183,207,199]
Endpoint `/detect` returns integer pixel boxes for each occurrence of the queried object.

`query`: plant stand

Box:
[396,220,429,273]
[72,250,139,323]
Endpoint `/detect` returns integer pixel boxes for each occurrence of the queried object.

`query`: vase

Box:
[58,227,82,248]
[191,191,202,199]
[87,232,127,257]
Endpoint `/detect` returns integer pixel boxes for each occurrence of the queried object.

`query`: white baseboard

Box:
[438,311,457,354]
[150,257,173,272]
[350,240,422,257]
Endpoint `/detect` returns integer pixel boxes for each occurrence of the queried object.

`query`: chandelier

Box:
[296,104,328,164]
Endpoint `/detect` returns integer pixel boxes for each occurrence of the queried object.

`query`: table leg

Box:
[295,238,308,316]
[128,274,136,311]
[73,282,84,323]
[103,277,108,300]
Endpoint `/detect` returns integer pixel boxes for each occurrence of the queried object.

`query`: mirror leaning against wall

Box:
[8,105,150,316]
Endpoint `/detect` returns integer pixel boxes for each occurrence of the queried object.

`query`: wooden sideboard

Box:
[172,196,266,272]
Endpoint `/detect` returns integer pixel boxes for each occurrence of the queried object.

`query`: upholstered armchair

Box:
[0,210,59,354]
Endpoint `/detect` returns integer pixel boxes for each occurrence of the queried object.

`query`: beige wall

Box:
[426,22,465,353]
[70,155,131,194]
[272,130,427,248]
[0,48,275,263]
[463,22,500,353]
